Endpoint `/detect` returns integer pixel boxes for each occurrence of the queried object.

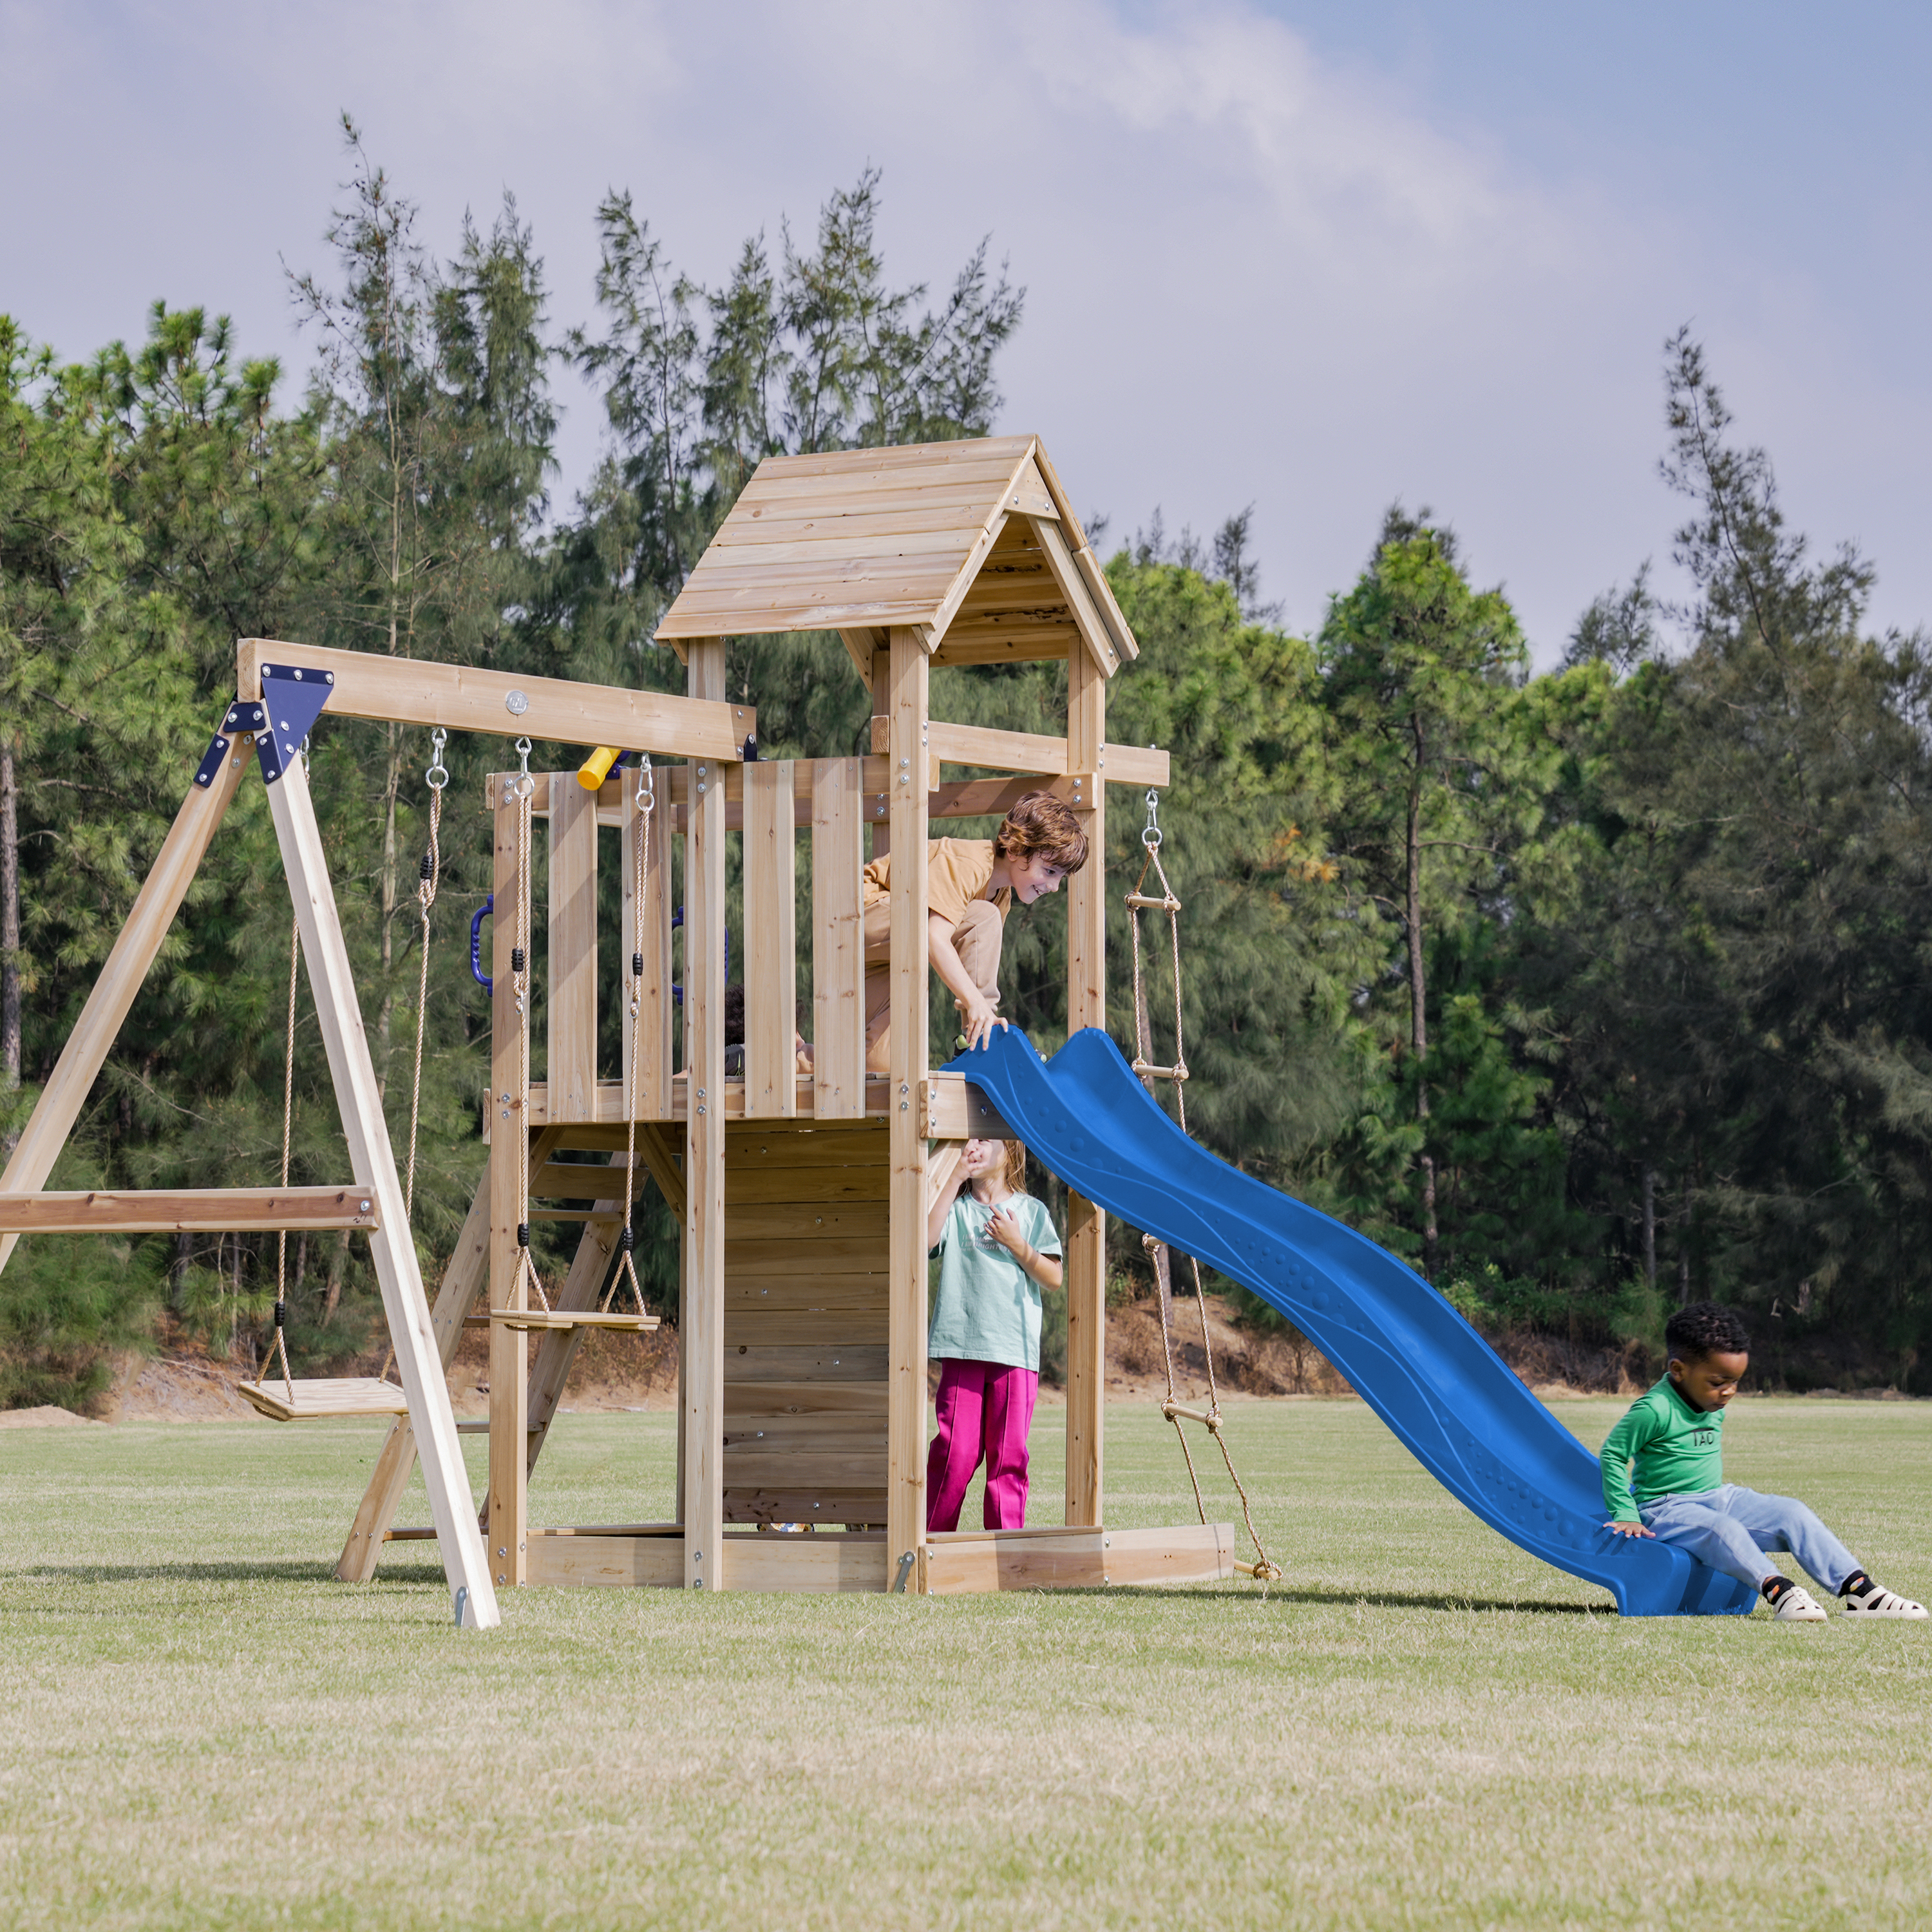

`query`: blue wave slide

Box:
[947,1028,1754,1616]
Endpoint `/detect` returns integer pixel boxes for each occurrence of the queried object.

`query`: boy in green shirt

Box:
[1602,1302,1926,1622]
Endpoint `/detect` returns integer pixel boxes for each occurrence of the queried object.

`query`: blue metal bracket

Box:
[255,663,336,784]
[193,699,267,789]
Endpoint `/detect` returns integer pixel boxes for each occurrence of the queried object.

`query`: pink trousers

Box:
[926,1358,1039,1531]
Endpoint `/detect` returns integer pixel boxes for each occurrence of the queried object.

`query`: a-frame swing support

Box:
[0,642,754,1629]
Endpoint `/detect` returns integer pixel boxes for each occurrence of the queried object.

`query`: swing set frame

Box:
[1,433,1263,1625]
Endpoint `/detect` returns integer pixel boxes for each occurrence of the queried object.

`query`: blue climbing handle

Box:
[471,895,493,995]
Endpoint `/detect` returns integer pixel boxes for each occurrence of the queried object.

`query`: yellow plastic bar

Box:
[577,746,622,790]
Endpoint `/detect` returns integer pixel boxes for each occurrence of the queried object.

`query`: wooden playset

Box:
[0,435,1240,1628]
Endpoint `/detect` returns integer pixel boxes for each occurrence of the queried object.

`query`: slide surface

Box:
[947,1028,1754,1616]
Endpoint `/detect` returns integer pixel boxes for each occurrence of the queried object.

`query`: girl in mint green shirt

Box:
[924,1137,1063,1531]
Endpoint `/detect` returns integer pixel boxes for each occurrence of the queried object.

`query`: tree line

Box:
[5,124,1929,1406]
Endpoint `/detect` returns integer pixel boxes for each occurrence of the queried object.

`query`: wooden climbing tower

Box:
[0,433,1236,1612]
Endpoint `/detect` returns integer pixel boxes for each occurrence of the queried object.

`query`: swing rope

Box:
[1128,788,1282,1585]
[376,728,448,1388]
[510,737,552,1313]
[404,729,448,1222]
[600,756,655,1320]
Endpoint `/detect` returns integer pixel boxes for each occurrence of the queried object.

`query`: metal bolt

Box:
[359,1200,372,1212]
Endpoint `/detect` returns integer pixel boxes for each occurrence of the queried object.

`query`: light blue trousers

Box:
[1638,1484,1858,1593]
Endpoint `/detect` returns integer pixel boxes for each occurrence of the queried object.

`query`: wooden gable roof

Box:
[652,434,1137,679]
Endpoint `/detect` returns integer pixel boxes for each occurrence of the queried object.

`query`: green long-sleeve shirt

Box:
[1598,1375,1725,1522]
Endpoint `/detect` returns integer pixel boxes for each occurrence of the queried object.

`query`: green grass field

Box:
[3,1397,1929,1930]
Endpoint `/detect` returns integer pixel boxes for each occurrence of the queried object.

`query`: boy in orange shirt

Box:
[860,791,1088,1074]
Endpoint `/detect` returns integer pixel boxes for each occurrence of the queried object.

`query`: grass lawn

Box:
[3,1396,1929,1930]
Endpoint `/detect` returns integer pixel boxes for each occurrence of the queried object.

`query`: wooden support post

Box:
[683,640,728,1591]
[546,775,599,1122]
[743,759,798,1119]
[621,770,672,1119]
[811,757,867,1119]
[1064,641,1107,1527]
[337,1168,491,1582]
[263,757,499,1629]
[488,789,533,1591]
[885,625,931,1586]
[0,750,246,1276]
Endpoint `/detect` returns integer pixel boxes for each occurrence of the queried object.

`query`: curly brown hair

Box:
[993,790,1089,873]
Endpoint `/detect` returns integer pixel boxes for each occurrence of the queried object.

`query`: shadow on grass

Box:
[1007,1582,1609,1615]
[14,1559,437,1589]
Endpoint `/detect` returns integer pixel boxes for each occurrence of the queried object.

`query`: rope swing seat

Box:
[484,739,659,1339]
[239,726,459,1421]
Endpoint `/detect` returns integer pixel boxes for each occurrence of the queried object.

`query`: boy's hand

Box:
[1604,1520,1654,1538]
[961,995,1007,1052]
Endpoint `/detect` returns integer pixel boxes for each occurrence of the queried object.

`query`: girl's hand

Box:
[1604,1520,1654,1538]
[982,1202,1028,1258]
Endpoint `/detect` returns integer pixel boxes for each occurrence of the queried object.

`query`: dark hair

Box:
[1665,1301,1750,1362]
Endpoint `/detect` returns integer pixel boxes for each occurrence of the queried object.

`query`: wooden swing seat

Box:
[486,1308,659,1333]
[237,1376,412,1423]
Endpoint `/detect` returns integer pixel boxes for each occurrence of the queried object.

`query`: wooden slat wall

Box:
[811,757,866,1119]
[743,761,798,1119]
[547,777,599,1122]
[723,1122,889,1525]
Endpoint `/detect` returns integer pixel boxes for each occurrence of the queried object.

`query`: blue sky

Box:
[4,1,1927,661]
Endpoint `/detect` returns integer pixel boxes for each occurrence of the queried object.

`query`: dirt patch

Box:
[0,1404,104,1428]
[1095,1293,1354,1400]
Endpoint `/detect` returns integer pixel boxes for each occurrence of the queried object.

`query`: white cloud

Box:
[3,0,1924,658]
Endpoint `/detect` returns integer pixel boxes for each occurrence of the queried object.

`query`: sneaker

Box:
[1771,1584,1829,1622]
[1841,1580,1928,1620]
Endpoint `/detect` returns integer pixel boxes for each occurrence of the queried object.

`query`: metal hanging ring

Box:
[1142,788,1162,849]
[426,726,449,792]
[636,755,654,814]
[514,735,534,799]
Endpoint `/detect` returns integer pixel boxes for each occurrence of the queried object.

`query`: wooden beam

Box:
[922,1523,1233,1594]
[337,1166,493,1583]
[0,1187,377,1233]
[265,756,499,1630]
[236,639,752,762]
[0,747,247,1277]
[1030,515,1120,679]
[885,625,931,1590]
[835,627,882,692]
[743,761,799,1119]
[545,776,599,1122]
[918,1075,1016,1142]
[812,757,867,1120]
[871,717,1167,790]
[683,640,728,1591]
[1065,641,1107,1529]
